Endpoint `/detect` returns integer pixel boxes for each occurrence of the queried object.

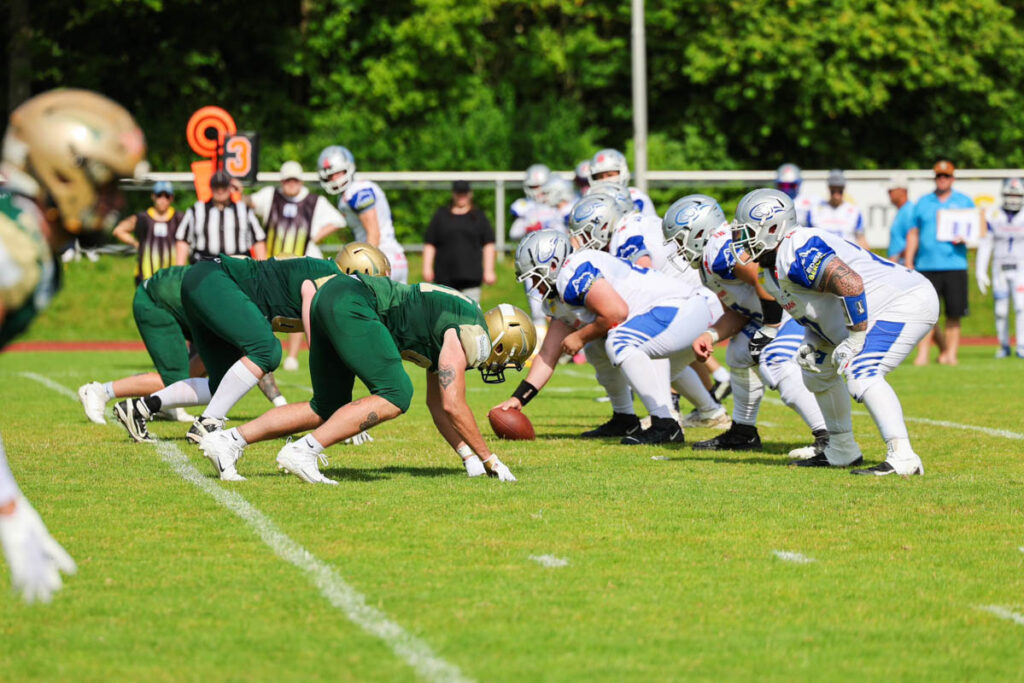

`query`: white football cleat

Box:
[852,438,924,476]
[282,356,300,372]
[200,430,247,481]
[680,405,731,429]
[463,454,486,477]
[276,442,338,485]
[153,407,194,422]
[77,382,108,424]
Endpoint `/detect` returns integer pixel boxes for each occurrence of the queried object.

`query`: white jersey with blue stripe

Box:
[807,200,865,243]
[628,187,657,217]
[543,298,595,330]
[339,179,403,256]
[984,207,1024,263]
[610,213,704,288]
[701,227,769,334]
[555,249,688,314]
[767,227,928,346]
[509,198,565,240]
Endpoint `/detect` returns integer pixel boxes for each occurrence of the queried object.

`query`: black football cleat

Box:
[795,453,864,468]
[692,422,762,451]
[581,412,642,438]
[621,416,684,446]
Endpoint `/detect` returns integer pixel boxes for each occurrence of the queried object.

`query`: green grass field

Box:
[1,344,1023,681]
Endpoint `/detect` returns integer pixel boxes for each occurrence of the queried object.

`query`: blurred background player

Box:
[316,145,408,283]
[248,160,345,371]
[978,177,1024,358]
[587,148,656,216]
[774,163,816,226]
[423,180,496,303]
[885,175,914,264]
[0,89,148,602]
[111,180,180,284]
[808,169,870,250]
[574,160,591,196]
[175,169,266,263]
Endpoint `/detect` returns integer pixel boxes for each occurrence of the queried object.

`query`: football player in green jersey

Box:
[200,268,535,484]
[0,89,148,602]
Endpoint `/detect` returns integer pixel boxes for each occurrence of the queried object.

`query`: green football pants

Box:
[132,283,190,386]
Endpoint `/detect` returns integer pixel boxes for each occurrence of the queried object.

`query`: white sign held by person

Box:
[936,209,985,246]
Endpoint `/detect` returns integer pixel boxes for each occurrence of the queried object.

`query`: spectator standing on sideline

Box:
[906,160,973,365]
[112,180,181,284]
[808,169,870,250]
[175,170,266,264]
[886,175,914,264]
[248,160,345,371]
[422,180,496,302]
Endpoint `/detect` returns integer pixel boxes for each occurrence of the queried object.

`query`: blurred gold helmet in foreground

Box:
[335,242,391,277]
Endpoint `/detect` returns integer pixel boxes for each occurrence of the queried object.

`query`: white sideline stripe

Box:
[529,554,569,568]
[975,605,1024,627]
[772,550,815,564]
[20,372,77,400]
[23,372,472,683]
[762,397,1024,441]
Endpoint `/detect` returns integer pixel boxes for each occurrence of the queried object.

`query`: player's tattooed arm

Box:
[437,364,456,390]
[817,257,868,331]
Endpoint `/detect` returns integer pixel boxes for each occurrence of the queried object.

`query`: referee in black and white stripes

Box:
[176,170,267,264]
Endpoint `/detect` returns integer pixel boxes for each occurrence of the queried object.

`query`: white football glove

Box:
[0,496,77,604]
[343,431,374,446]
[796,343,821,374]
[977,272,991,296]
[748,325,778,363]
[462,455,486,477]
[832,330,867,372]
[482,455,517,482]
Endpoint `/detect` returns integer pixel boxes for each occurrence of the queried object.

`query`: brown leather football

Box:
[487,408,535,441]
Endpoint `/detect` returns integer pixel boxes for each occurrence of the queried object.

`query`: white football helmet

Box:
[587,181,635,215]
[523,164,551,201]
[588,148,630,187]
[568,194,623,251]
[730,188,797,264]
[541,176,574,207]
[317,145,356,195]
[775,163,802,199]
[662,194,728,267]
[1002,177,1024,212]
[515,230,572,299]
[574,160,591,193]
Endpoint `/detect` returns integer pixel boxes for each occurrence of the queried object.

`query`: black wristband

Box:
[512,380,539,406]
[760,298,784,325]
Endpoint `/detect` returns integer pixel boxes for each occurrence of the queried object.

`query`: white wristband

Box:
[456,444,474,459]
[705,328,720,344]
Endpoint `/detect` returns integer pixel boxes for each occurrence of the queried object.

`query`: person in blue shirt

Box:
[886,175,915,263]
[906,160,974,365]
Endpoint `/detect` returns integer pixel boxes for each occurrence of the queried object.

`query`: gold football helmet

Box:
[480,304,537,383]
[335,242,391,276]
[2,89,148,233]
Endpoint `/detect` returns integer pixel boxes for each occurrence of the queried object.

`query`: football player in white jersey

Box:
[587,148,657,217]
[663,195,829,456]
[495,230,720,445]
[807,169,870,250]
[731,189,939,476]
[541,175,576,227]
[978,178,1024,358]
[316,145,408,283]
[775,163,817,227]
[510,164,564,340]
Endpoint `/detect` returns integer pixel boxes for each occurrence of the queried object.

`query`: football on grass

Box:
[488,408,535,441]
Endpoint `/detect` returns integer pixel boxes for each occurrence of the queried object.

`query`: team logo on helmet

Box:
[749,198,787,221]
[674,202,714,227]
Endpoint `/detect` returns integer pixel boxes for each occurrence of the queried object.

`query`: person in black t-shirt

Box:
[422,180,496,302]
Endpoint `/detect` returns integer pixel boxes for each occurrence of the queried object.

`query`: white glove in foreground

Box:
[0,496,77,604]
[483,455,517,482]
[977,272,991,296]
[832,330,867,372]
[796,344,821,374]
[343,431,374,446]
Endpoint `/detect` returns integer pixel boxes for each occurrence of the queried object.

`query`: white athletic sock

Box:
[225,427,248,446]
[861,381,908,442]
[712,366,730,383]
[730,368,763,426]
[995,297,1010,348]
[813,379,853,435]
[774,366,826,432]
[671,365,717,413]
[203,361,260,420]
[300,434,324,454]
[151,378,211,409]
[620,353,673,419]
[103,381,116,399]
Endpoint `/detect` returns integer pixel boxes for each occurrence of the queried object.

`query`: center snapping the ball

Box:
[488,408,535,441]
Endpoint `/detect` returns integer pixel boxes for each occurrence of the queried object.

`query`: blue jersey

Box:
[887,200,915,260]
[911,191,973,271]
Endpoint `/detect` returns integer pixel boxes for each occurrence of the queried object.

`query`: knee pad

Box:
[844,370,884,403]
[800,364,839,394]
[247,336,283,374]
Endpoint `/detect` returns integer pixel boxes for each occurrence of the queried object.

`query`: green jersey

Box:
[357,274,489,372]
[0,188,60,349]
[219,255,340,320]
[142,265,190,332]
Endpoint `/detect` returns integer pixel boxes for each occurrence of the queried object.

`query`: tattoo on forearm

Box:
[359,411,379,431]
[818,258,864,296]
[438,364,456,390]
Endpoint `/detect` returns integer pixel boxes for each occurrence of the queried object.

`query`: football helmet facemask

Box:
[479,304,537,383]
[335,242,391,277]
[662,194,728,267]
[515,229,572,300]
[317,145,356,195]
[730,188,797,265]
[1003,177,1024,213]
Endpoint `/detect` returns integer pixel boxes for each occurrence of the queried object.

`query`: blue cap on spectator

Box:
[152,180,174,196]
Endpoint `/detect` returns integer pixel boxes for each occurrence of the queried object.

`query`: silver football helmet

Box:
[588,148,630,187]
[523,164,551,201]
[542,176,575,207]
[662,194,728,267]
[775,163,802,199]
[568,194,623,251]
[515,229,572,300]
[730,188,797,264]
[317,145,356,195]
[574,160,591,193]
[588,181,635,215]
[1003,177,1024,212]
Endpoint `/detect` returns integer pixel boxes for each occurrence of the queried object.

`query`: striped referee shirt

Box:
[175,199,266,261]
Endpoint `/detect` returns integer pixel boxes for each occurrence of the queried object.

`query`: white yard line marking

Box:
[772,550,815,564]
[762,397,1024,441]
[24,372,472,683]
[975,605,1024,627]
[529,554,569,568]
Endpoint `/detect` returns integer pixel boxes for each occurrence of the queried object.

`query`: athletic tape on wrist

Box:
[512,380,538,406]
[705,328,720,344]
[842,292,869,326]
[456,444,474,459]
